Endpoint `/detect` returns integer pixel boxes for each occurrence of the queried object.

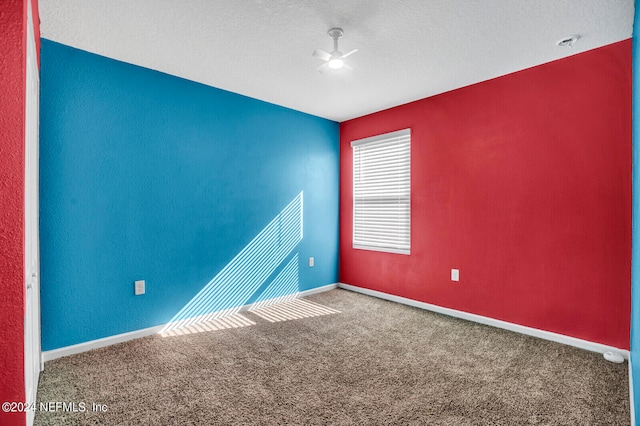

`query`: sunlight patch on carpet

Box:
[159,313,256,337]
[250,299,340,323]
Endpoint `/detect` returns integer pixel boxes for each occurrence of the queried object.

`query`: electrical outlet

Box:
[308,257,315,267]
[451,269,459,282]
[135,280,145,295]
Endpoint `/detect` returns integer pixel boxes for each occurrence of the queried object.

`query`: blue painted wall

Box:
[40,39,339,351]
[632,0,640,422]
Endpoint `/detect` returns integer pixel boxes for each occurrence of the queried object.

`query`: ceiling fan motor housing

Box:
[328,28,344,40]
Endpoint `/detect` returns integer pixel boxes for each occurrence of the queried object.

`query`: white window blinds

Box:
[351,128,411,254]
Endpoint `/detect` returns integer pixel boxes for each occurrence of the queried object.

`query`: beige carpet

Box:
[35,289,629,425]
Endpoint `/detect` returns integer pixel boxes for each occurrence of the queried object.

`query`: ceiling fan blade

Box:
[316,63,329,73]
[312,49,331,61]
[343,63,354,71]
[341,49,358,58]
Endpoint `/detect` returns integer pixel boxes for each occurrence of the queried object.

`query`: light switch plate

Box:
[135,280,145,295]
[451,269,459,282]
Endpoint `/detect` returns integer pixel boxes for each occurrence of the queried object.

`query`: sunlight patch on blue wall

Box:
[250,254,300,310]
[161,192,303,333]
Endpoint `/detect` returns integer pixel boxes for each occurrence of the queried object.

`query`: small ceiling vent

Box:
[557,34,581,47]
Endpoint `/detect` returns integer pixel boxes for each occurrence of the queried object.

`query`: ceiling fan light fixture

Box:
[328,57,344,69]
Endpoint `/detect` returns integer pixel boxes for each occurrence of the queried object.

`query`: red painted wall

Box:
[0,1,38,425]
[340,40,632,349]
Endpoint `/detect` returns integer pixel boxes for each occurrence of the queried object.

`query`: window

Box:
[351,128,411,254]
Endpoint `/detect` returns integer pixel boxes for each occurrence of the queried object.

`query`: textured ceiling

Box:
[40,0,634,122]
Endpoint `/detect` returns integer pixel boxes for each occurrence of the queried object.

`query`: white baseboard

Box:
[42,283,338,363]
[631,355,636,426]
[338,282,630,359]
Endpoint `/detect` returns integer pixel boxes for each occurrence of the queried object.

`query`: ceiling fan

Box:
[313,28,358,72]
